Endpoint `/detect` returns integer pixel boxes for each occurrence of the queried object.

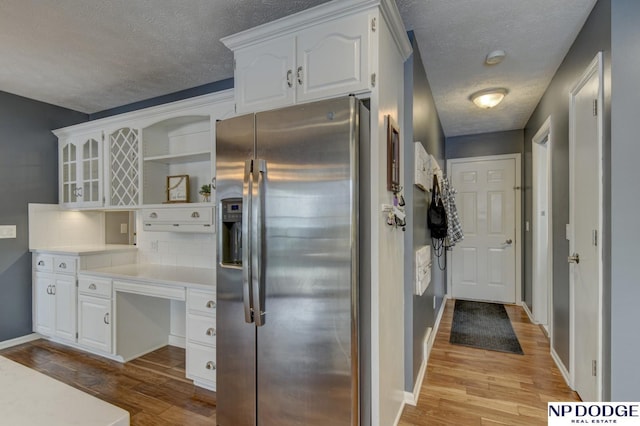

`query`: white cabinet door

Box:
[78,295,112,353]
[33,273,54,336]
[53,275,77,342]
[296,13,370,103]
[60,139,79,206]
[59,132,103,209]
[107,126,141,207]
[235,36,295,113]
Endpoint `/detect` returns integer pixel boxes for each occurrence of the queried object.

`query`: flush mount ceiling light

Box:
[485,50,506,65]
[470,88,508,109]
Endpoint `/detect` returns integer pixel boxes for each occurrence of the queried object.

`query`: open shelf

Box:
[143,151,211,165]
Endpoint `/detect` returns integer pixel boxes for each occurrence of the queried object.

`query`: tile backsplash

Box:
[28,204,105,248]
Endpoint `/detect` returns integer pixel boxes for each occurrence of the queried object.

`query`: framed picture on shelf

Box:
[166,175,190,203]
[386,115,400,192]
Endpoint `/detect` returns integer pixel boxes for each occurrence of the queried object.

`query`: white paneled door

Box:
[450,156,518,303]
[569,53,603,402]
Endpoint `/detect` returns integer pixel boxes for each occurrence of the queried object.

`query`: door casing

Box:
[569,51,604,401]
[446,153,522,304]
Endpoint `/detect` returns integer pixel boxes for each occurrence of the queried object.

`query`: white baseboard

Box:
[551,346,573,390]
[168,334,186,349]
[393,399,406,426]
[403,295,448,408]
[520,301,538,324]
[0,333,40,350]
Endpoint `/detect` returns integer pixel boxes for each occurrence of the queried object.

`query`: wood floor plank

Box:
[399,299,580,425]
[0,340,216,426]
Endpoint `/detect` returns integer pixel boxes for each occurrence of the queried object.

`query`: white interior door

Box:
[450,156,518,303]
[532,118,553,331]
[570,54,602,402]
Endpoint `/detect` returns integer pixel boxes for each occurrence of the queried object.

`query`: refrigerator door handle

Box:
[252,158,267,326]
[242,159,254,323]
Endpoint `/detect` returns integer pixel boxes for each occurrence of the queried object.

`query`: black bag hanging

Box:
[427,175,448,239]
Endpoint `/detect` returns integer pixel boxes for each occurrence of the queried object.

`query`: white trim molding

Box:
[568,51,604,401]
[0,333,40,350]
[446,154,523,304]
[402,295,448,408]
[551,346,573,390]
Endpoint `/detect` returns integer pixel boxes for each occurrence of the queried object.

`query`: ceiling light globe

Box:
[470,89,508,109]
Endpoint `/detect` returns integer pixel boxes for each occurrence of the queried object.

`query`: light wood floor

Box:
[0,340,216,426]
[399,299,580,426]
[1,300,578,426]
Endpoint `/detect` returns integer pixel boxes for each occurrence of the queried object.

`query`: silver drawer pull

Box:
[59,262,66,269]
[206,361,216,370]
[191,212,200,218]
[149,212,158,218]
[206,300,216,309]
[37,260,45,266]
[104,313,110,325]
[206,327,216,336]
[89,283,97,290]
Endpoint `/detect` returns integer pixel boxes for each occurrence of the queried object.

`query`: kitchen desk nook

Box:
[78,263,217,390]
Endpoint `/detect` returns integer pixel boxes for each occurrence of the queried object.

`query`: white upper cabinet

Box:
[106,126,141,208]
[53,90,234,212]
[235,36,296,112]
[295,13,370,103]
[224,1,379,114]
[59,132,104,208]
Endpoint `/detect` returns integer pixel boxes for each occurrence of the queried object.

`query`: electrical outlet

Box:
[120,223,128,234]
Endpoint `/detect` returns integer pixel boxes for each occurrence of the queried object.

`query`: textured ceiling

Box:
[0,0,596,136]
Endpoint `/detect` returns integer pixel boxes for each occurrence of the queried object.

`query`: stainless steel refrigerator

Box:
[216,96,366,425]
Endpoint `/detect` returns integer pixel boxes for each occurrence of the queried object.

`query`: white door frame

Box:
[569,52,604,400]
[446,153,522,304]
[532,116,553,336]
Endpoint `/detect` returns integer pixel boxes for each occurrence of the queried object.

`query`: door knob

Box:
[568,253,580,264]
[505,239,513,245]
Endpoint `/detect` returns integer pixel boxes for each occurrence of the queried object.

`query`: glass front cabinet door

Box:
[59,132,104,209]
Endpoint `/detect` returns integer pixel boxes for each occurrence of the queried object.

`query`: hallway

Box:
[399,299,580,425]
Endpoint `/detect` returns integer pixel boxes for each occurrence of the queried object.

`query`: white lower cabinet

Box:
[33,266,77,343]
[186,288,216,390]
[77,277,113,354]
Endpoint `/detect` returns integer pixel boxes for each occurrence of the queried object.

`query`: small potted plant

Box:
[199,184,211,202]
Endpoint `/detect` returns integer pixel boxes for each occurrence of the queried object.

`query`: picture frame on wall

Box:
[387,115,400,192]
[166,174,190,203]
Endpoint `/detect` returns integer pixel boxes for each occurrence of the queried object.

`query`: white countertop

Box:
[30,244,138,256]
[80,263,215,289]
[0,355,129,426]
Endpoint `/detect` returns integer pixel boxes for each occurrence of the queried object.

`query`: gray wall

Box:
[0,91,87,342]
[446,129,524,159]
[403,33,446,392]
[523,0,611,375]
[610,0,640,401]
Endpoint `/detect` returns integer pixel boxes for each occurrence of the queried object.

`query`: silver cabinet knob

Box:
[206,300,216,309]
[568,253,580,264]
[206,361,216,370]
[206,327,216,336]
[89,283,97,290]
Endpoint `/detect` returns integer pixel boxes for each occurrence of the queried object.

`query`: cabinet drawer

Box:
[54,256,77,274]
[187,342,216,383]
[142,207,212,224]
[187,314,216,346]
[188,289,216,316]
[34,254,54,272]
[78,277,112,298]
